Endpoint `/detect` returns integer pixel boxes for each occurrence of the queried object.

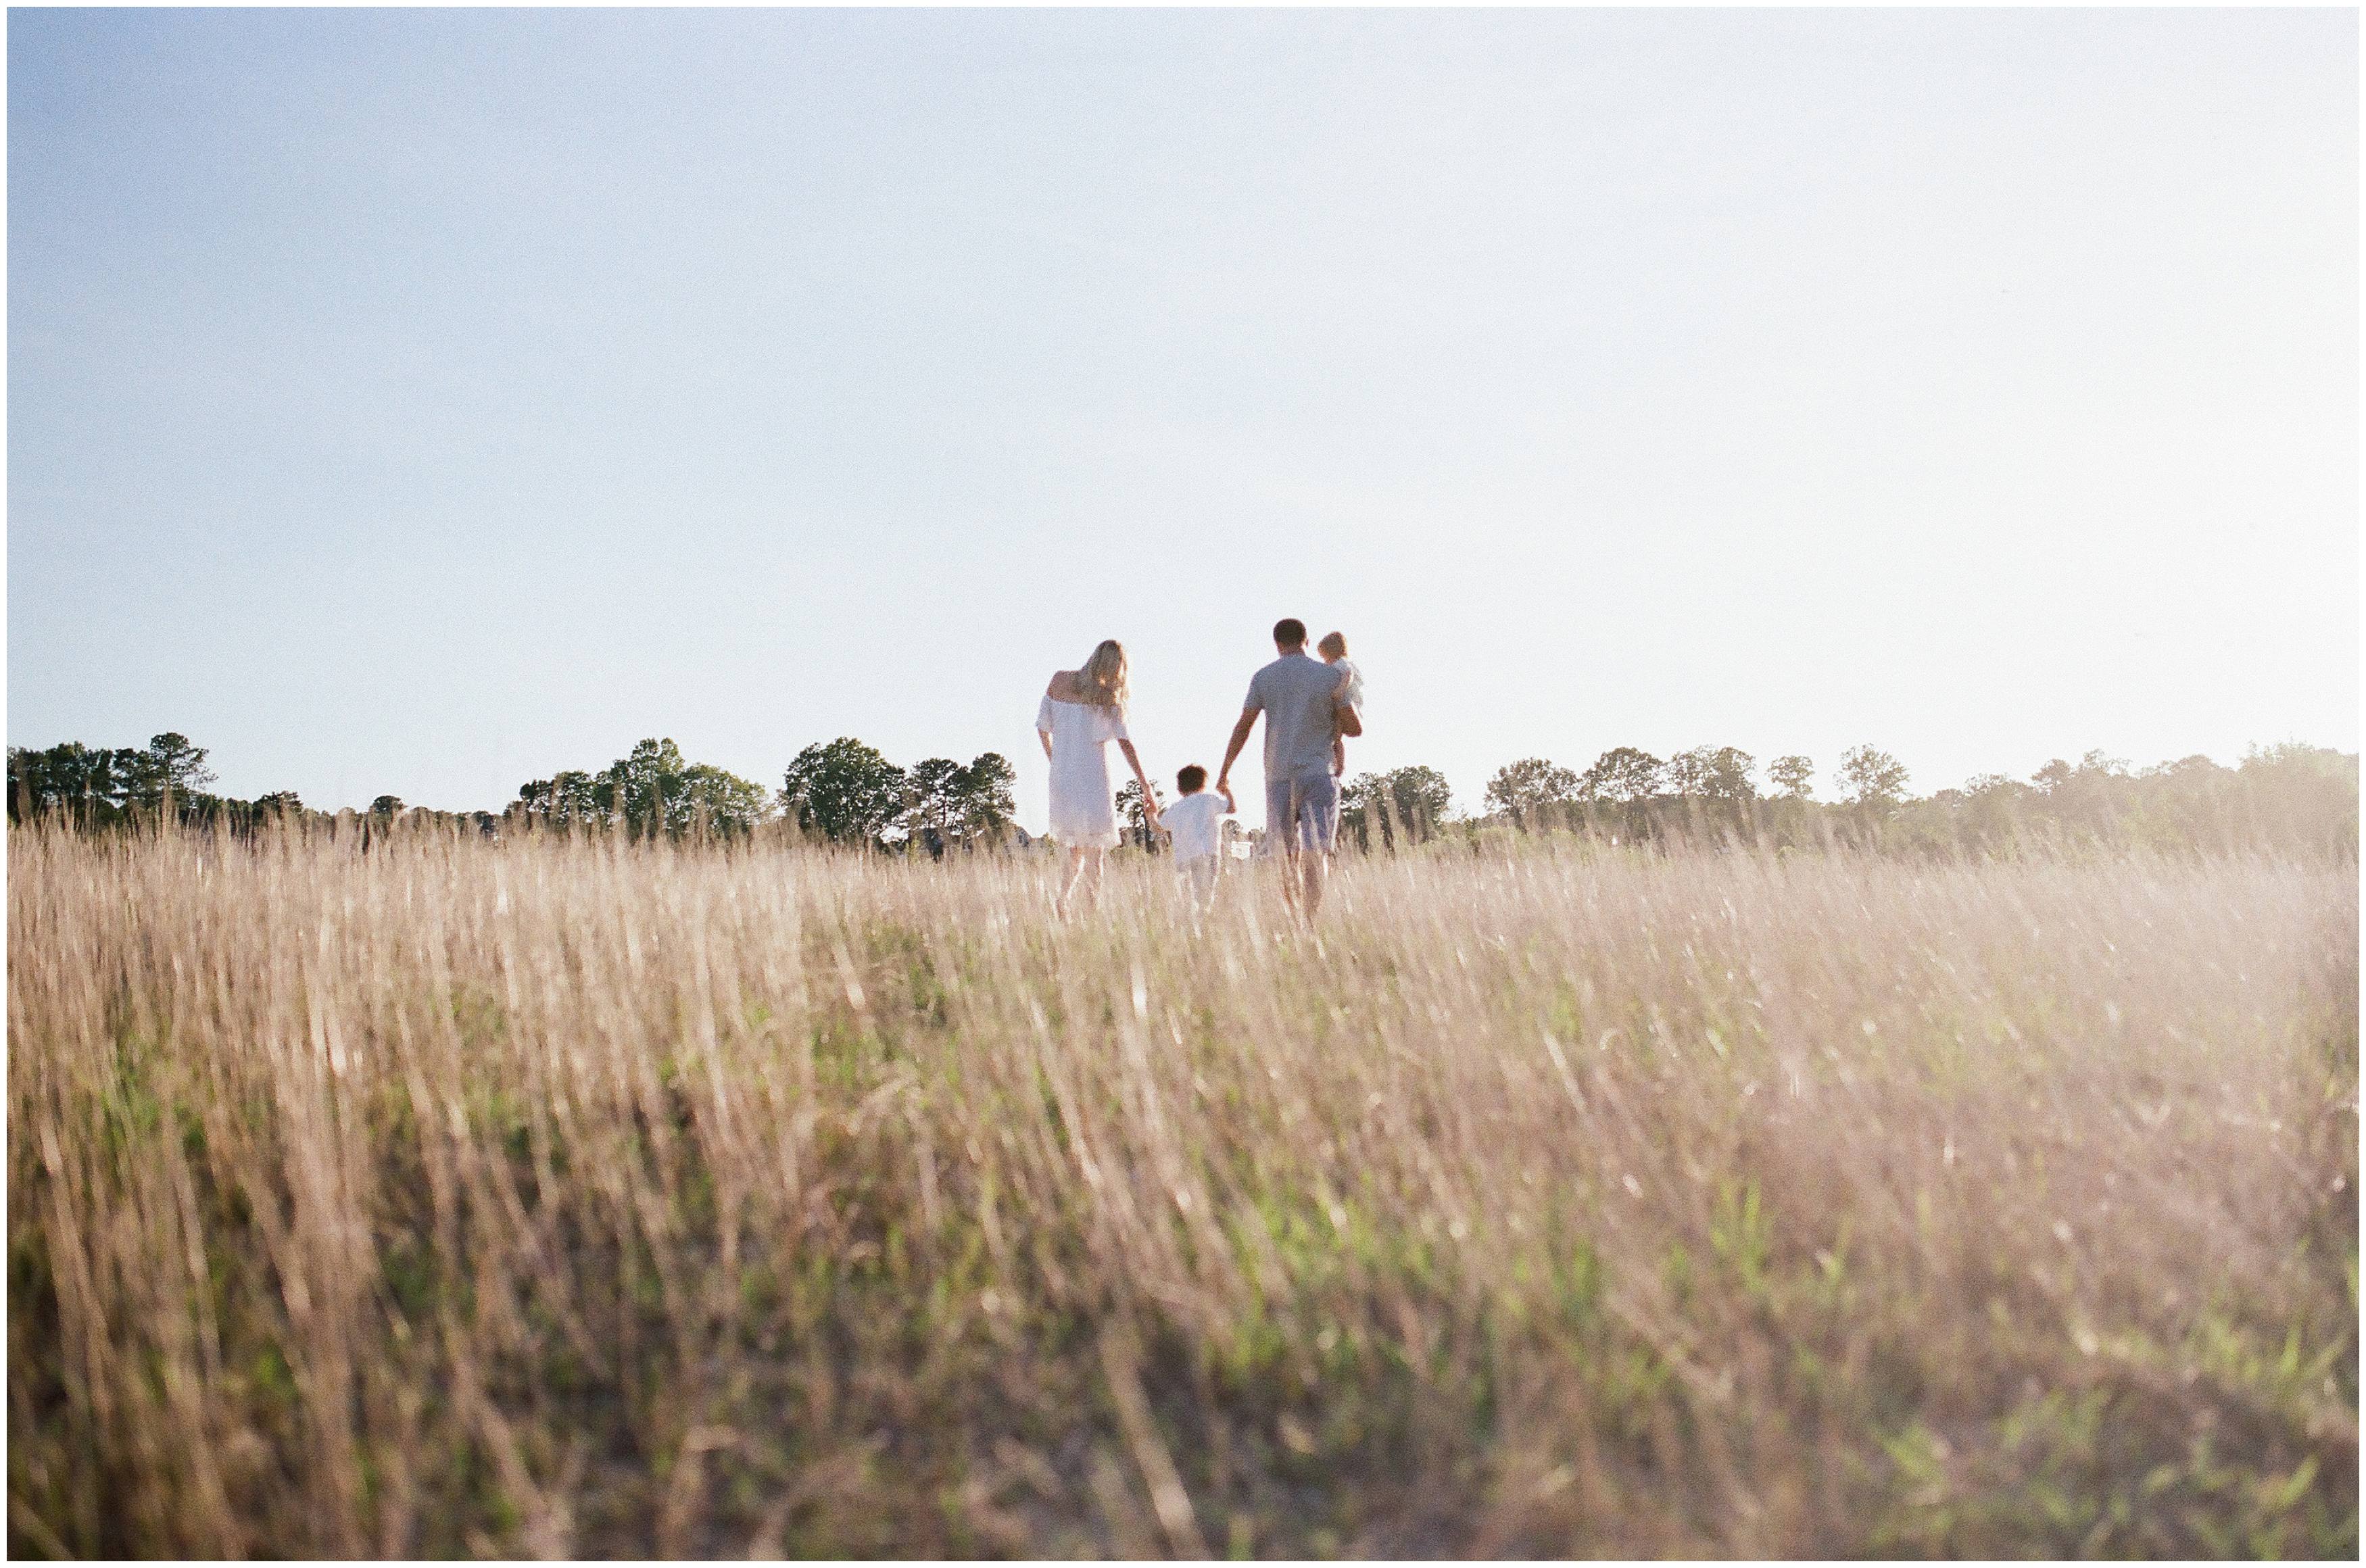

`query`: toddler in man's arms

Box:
[1318,631,1365,778]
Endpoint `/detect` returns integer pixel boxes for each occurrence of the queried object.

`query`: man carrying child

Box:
[1217,618,1363,921]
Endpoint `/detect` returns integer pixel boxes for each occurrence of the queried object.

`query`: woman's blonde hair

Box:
[1078,639,1129,710]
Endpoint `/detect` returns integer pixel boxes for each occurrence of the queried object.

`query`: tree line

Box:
[7,732,1017,852]
[10,731,2355,860]
[1332,740,2357,860]
[5,733,317,835]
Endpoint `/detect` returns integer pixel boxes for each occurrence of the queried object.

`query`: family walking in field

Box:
[1034,618,1364,919]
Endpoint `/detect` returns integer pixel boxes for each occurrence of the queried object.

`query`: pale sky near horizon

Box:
[9,8,2357,828]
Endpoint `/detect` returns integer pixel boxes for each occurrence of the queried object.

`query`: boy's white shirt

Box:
[1161,791,1232,862]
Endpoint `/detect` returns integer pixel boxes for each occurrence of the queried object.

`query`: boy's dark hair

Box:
[1176,764,1208,793]
[1273,618,1307,647]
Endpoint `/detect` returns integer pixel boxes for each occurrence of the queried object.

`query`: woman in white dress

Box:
[1036,639,1160,916]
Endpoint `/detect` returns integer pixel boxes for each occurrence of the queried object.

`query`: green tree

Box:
[2142,755,2225,786]
[7,737,318,834]
[1385,766,1453,837]
[511,744,769,838]
[2233,743,2358,857]
[781,738,907,846]
[1339,774,1386,849]
[2032,749,2127,800]
[121,733,215,811]
[1115,778,1167,849]
[1669,745,1757,803]
[904,753,1018,850]
[514,769,606,828]
[1766,755,1815,801]
[9,742,128,824]
[904,758,967,841]
[151,733,214,797]
[1578,747,1664,804]
[1484,758,1581,825]
[1343,765,1454,849]
[587,739,772,838]
[6,748,36,821]
[677,762,774,837]
[1837,745,1910,808]
[1951,772,2035,850]
[2023,750,2131,843]
[370,795,405,818]
[600,738,690,837]
[954,753,1017,844]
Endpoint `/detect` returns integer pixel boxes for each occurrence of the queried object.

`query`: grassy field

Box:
[7,823,2356,1557]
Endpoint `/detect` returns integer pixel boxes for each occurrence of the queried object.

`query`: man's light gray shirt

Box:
[1243,652,1347,783]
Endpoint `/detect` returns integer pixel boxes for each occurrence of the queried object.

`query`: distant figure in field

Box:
[1217,618,1363,920]
[1036,639,1161,916]
[1316,631,1365,779]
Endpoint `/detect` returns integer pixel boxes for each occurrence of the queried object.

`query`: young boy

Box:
[1318,631,1366,777]
[1158,764,1236,909]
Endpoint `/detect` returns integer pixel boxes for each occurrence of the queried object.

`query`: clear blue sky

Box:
[9,9,2356,826]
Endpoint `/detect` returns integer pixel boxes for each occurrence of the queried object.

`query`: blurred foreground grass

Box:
[7,825,2356,1556]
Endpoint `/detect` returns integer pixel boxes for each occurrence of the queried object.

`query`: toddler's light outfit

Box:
[1161,791,1232,908]
[1330,658,1366,709]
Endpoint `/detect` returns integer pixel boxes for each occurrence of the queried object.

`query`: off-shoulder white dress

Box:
[1036,693,1128,848]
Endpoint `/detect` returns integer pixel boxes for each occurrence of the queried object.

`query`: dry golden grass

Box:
[7,822,2357,1557]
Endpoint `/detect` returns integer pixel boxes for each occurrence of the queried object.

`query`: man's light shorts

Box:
[1265,770,1341,854]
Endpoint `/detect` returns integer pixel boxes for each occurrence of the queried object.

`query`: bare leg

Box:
[1300,850,1329,921]
[1275,782,1305,921]
[1058,846,1107,918]
[1057,845,1092,918]
[1194,859,1221,915]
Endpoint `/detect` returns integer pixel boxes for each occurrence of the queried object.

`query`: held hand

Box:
[1219,785,1236,812]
